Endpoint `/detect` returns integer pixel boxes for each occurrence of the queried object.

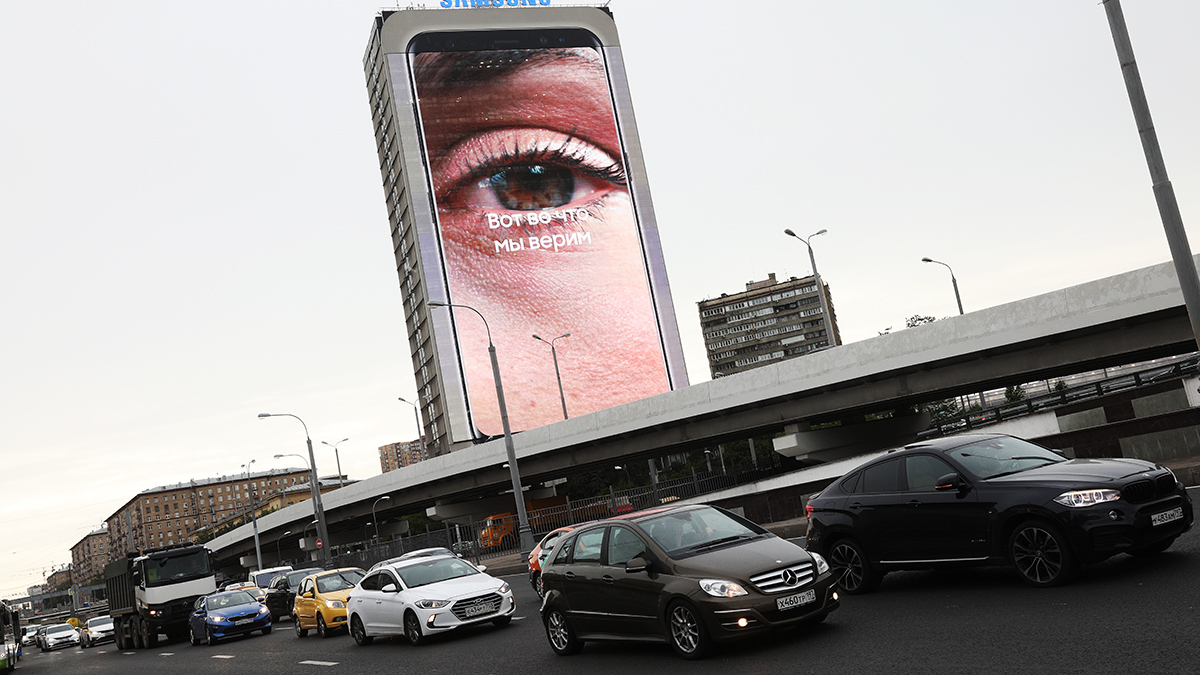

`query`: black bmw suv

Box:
[805,434,1193,592]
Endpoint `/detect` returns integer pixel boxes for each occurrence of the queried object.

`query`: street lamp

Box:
[614,464,632,487]
[371,496,391,542]
[320,438,348,489]
[260,412,331,567]
[429,301,535,552]
[397,397,426,460]
[783,228,837,347]
[532,333,571,420]
[240,459,264,572]
[276,530,291,563]
[921,257,964,315]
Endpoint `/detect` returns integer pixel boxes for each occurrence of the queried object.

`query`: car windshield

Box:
[947,437,1064,479]
[206,591,256,610]
[87,618,112,628]
[640,507,763,557]
[316,570,364,594]
[395,558,479,589]
[144,549,211,587]
[47,625,74,635]
[286,569,322,586]
[253,570,286,587]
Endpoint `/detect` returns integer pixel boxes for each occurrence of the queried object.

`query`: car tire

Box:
[492,615,512,627]
[1009,519,1078,587]
[205,626,218,647]
[403,611,425,646]
[294,615,308,638]
[188,625,201,647]
[535,573,545,599]
[1129,537,1176,557]
[544,607,583,656]
[316,615,328,638]
[667,601,711,660]
[262,625,272,635]
[350,615,372,646]
[828,538,882,595]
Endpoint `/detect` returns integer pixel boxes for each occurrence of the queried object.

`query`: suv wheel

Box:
[544,608,583,655]
[828,538,882,594]
[667,601,711,660]
[1009,519,1077,587]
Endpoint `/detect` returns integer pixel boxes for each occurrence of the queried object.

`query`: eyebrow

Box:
[414,48,603,94]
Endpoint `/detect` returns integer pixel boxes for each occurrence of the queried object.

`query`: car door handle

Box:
[849,502,863,510]
[602,575,615,584]
[565,571,576,580]
[907,500,922,507]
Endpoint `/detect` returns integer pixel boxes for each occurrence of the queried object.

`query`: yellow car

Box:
[293,568,366,638]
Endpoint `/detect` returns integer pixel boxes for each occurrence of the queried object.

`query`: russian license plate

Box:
[776,589,817,612]
[1151,507,1183,526]
[463,602,496,618]
[234,618,254,625]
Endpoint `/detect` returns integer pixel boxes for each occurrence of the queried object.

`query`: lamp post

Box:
[921,257,964,315]
[371,496,391,543]
[320,438,348,489]
[614,464,632,487]
[397,397,426,461]
[260,412,331,567]
[783,228,837,347]
[276,530,291,563]
[429,301,535,552]
[240,459,264,572]
[532,333,571,420]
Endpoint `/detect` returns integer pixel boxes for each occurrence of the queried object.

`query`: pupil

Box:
[489,164,573,210]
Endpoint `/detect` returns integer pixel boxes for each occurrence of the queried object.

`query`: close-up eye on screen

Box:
[410,30,670,438]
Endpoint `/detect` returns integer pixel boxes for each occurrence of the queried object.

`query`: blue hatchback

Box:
[189,590,272,646]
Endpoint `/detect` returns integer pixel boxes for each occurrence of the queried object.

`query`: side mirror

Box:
[476,565,487,573]
[934,472,967,492]
[625,556,649,574]
[380,583,398,593]
[301,591,314,599]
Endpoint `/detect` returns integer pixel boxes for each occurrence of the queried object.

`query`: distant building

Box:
[379,439,427,473]
[698,273,841,378]
[262,476,351,511]
[45,565,72,591]
[70,527,110,585]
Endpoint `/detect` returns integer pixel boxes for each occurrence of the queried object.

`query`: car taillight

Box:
[805,503,815,517]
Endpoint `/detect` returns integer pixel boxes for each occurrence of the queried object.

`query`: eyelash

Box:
[450,134,628,200]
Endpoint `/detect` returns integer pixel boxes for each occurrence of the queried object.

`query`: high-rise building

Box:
[69,527,110,585]
[699,273,841,378]
[378,439,427,473]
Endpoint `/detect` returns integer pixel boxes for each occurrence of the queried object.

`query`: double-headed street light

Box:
[260,412,331,567]
[428,301,535,553]
[372,496,391,542]
[321,438,348,489]
[277,530,291,562]
[240,459,264,571]
[532,333,571,420]
[783,228,838,347]
[922,257,964,315]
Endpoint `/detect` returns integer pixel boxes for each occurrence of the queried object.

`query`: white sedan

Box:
[348,555,514,646]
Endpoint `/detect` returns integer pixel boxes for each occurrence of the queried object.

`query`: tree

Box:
[1005,384,1026,402]
[905,314,939,329]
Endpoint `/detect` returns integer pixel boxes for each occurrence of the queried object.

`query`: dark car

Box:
[187,590,272,646]
[805,433,1195,592]
[264,567,323,621]
[539,504,839,660]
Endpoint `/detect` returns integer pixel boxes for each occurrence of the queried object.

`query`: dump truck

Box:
[104,545,216,649]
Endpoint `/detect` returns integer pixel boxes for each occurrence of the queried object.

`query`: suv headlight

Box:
[699,579,748,598]
[810,552,830,575]
[1053,489,1121,508]
[415,599,450,609]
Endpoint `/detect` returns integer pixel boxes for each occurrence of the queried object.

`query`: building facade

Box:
[69,527,110,585]
[378,439,427,473]
[699,273,841,378]
[45,565,72,591]
[103,468,312,556]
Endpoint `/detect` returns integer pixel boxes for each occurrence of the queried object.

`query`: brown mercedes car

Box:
[539,504,839,659]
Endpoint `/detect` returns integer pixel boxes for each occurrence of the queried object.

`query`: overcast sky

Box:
[3,1,1199,598]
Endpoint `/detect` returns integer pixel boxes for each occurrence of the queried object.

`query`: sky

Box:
[3,0,1200,598]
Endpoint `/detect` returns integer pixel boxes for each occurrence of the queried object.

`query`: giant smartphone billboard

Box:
[380,9,687,442]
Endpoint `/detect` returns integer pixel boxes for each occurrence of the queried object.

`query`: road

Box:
[14,530,1200,674]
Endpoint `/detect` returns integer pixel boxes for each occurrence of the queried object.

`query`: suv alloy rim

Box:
[547,611,569,650]
[830,541,864,590]
[1011,525,1063,583]
[669,605,700,653]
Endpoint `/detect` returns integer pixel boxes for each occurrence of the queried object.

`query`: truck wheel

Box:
[141,618,158,648]
[132,618,144,649]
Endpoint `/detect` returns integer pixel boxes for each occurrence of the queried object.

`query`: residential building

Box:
[45,565,72,591]
[378,439,427,473]
[69,527,110,585]
[262,477,351,511]
[699,273,841,378]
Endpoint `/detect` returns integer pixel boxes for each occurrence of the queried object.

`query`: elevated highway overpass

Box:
[207,256,1199,568]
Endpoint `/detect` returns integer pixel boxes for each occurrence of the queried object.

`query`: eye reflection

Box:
[483,163,575,210]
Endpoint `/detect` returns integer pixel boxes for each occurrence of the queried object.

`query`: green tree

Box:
[1005,384,1026,402]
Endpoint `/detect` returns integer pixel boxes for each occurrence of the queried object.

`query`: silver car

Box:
[41,624,79,652]
[81,616,115,648]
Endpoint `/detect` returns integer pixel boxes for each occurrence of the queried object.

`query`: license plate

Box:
[234,619,254,625]
[776,589,817,611]
[463,602,496,618]
[1151,507,1183,526]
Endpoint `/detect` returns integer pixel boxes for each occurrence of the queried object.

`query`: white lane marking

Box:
[513,616,527,621]
[123,652,136,655]
[212,654,236,659]
[299,660,339,666]
[160,652,175,656]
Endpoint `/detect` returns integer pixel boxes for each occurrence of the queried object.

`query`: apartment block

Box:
[378,439,427,473]
[69,527,110,585]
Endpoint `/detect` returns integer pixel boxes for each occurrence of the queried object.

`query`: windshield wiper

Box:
[686,534,754,553]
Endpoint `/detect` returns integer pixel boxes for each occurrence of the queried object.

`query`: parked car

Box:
[805,433,1195,592]
[539,504,839,660]
[368,547,458,572]
[292,568,365,638]
[80,616,115,648]
[348,555,514,647]
[40,624,79,652]
[188,590,272,646]
[265,567,323,621]
[528,526,574,597]
[250,565,292,589]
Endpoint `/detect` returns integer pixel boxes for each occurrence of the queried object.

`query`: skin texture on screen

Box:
[413,46,670,437]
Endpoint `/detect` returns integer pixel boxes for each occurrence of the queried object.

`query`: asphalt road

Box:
[14,522,1200,674]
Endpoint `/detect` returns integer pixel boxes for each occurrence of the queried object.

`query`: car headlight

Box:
[1053,489,1121,508]
[699,579,748,598]
[415,599,451,609]
[208,614,227,622]
[810,552,830,575]
[325,599,345,609]
[259,605,271,614]
[498,582,510,594]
